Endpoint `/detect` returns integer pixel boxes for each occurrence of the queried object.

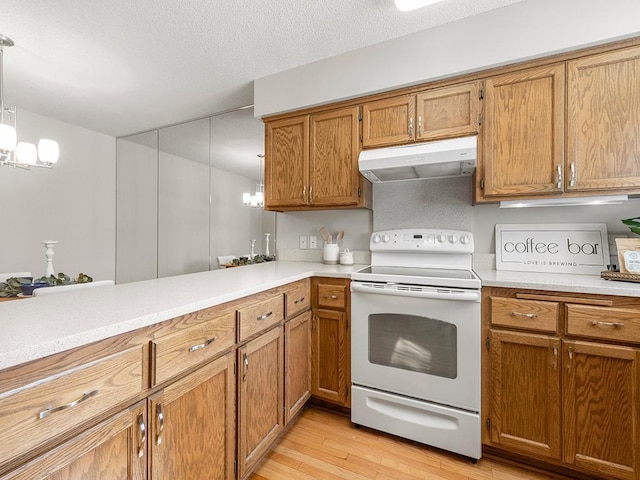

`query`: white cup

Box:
[323,243,340,264]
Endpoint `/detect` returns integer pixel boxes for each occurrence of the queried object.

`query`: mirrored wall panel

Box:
[116,107,275,284]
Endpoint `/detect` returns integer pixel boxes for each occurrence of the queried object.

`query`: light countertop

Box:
[474,268,640,297]
[0,261,363,371]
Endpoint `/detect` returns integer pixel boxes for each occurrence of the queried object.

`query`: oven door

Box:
[351,281,481,412]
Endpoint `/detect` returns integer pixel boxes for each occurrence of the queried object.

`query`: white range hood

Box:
[359,136,477,183]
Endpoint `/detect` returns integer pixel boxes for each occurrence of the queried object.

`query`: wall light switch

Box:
[299,235,308,250]
[309,235,318,249]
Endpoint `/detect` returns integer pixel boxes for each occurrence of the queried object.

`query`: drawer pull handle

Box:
[510,311,537,319]
[590,320,624,328]
[325,295,338,300]
[188,337,216,352]
[137,413,146,458]
[257,311,273,321]
[294,297,306,304]
[156,403,164,446]
[39,389,98,419]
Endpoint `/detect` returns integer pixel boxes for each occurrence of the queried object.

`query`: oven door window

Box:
[368,314,457,379]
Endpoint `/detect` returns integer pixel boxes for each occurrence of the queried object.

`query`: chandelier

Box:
[0,34,59,169]
[243,154,264,208]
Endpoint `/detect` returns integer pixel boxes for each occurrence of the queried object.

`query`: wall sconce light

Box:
[0,34,59,170]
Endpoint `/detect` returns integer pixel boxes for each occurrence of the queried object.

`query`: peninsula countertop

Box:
[0,261,363,371]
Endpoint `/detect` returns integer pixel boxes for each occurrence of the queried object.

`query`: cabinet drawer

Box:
[0,345,143,465]
[316,283,347,310]
[238,294,284,341]
[490,297,559,333]
[566,304,640,343]
[152,310,236,385]
[285,280,311,318]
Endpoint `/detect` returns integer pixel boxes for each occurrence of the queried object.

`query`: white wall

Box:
[255,0,640,117]
[0,110,116,281]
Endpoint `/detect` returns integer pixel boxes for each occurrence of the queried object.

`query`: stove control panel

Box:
[370,228,474,254]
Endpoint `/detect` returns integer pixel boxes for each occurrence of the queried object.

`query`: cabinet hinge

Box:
[358,112,363,121]
[478,113,482,126]
[357,187,362,197]
[486,417,491,432]
[234,460,237,474]
[485,336,490,350]
[233,362,237,376]
[479,88,484,100]
[480,179,485,190]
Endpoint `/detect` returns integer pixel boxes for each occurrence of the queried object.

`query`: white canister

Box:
[339,249,354,265]
[323,243,340,264]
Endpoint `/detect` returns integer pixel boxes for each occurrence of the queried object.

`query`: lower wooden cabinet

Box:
[149,352,235,480]
[238,326,284,479]
[311,277,351,408]
[284,310,312,424]
[563,340,640,480]
[484,287,640,480]
[489,330,561,460]
[0,400,147,480]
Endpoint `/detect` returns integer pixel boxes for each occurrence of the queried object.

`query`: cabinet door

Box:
[238,326,284,479]
[284,311,312,424]
[362,95,415,148]
[563,340,640,480]
[482,64,565,197]
[489,330,561,460]
[265,115,309,208]
[567,45,640,192]
[310,106,361,207]
[1,401,146,480]
[149,352,235,480]
[415,82,480,141]
[311,309,349,406]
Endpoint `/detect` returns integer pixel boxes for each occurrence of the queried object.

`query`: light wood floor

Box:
[250,407,556,480]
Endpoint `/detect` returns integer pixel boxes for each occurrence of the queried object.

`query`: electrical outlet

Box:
[309,235,318,249]
[299,235,308,250]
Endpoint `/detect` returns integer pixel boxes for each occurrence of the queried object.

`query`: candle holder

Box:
[42,240,58,277]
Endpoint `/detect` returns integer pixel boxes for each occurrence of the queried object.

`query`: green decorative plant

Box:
[622,217,640,236]
[0,272,93,298]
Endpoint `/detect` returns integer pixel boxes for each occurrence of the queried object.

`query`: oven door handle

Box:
[351,283,480,302]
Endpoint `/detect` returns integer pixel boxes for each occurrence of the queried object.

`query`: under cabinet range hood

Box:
[358,136,477,183]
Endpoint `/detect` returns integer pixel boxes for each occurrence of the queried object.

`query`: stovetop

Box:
[352,228,481,289]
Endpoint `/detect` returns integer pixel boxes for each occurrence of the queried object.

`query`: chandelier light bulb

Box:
[38,139,59,164]
[15,142,37,165]
[0,124,17,152]
[394,0,446,11]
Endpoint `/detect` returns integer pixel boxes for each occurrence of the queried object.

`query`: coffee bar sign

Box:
[495,224,610,275]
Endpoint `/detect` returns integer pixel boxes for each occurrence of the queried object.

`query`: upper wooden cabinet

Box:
[361,82,481,148]
[480,64,565,198]
[566,45,640,192]
[264,106,371,211]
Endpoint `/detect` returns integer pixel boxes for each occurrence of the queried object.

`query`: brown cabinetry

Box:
[566,45,640,192]
[361,82,481,148]
[311,277,350,407]
[1,400,147,480]
[237,326,284,479]
[484,288,640,480]
[264,106,371,211]
[480,64,565,198]
[284,310,311,423]
[149,352,235,480]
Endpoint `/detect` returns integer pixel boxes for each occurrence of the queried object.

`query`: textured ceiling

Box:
[1,0,524,138]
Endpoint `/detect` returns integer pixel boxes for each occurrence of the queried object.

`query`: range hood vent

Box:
[358,136,477,183]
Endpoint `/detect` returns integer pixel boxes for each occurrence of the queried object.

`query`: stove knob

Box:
[460,234,471,245]
[372,234,381,244]
[382,234,391,243]
[436,233,447,243]
[448,234,459,244]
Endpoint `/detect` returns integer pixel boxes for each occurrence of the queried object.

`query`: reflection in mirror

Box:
[115,106,275,284]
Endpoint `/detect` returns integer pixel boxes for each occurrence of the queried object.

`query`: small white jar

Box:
[339,249,354,265]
